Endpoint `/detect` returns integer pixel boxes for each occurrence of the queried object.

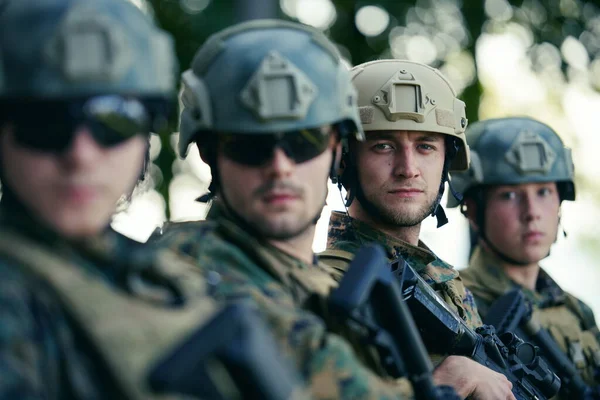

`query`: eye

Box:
[371,142,394,151]
[498,191,517,201]
[417,143,436,151]
[538,186,554,197]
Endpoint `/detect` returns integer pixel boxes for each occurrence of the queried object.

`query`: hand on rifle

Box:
[433,356,516,400]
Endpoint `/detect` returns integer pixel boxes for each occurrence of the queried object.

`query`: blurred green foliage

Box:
[147,0,600,217]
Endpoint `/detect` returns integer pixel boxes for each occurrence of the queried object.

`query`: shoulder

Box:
[563,291,599,330]
[420,255,459,285]
[318,247,356,277]
[149,219,219,257]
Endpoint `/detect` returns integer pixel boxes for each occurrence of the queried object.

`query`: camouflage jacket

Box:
[321,211,483,331]
[461,246,600,385]
[0,204,214,400]
[154,213,413,400]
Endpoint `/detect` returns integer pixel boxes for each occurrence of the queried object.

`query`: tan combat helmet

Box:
[341,60,470,227]
[350,60,470,171]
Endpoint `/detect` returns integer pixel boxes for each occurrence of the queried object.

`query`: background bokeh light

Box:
[115,0,600,317]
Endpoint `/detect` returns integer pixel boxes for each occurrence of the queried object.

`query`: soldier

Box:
[319,60,515,399]
[447,117,600,387]
[155,19,432,399]
[0,0,295,399]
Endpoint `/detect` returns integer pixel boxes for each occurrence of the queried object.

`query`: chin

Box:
[49,212,110,239]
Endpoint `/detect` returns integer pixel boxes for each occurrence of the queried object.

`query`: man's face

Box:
[352,130,445,227]
[217,131,337,240]
[483,182,560,264]
[1,125,147,238]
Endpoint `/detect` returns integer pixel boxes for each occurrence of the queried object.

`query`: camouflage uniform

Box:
[321,211,483,332]
[0,200,211,400]
[461,246,600,386]
[0,0,264,398]
[155,210,412,400]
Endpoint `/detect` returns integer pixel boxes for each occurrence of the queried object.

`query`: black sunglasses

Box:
[217,126,335,167]
[0,95,173,153]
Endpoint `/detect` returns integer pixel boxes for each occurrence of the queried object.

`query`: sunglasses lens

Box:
[8,102,75,152]
[285,128,331,163]
[220,134,276,166]
[83,95,151,144]
[2,96,170,153]
[219,128,332,166]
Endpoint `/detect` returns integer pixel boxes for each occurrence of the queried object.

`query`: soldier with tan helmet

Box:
[448,117,600,392]
[320,60,516,399]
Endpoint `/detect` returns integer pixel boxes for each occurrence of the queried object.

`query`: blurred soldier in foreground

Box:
[0,1,303,398]
[154,19,430,399]
[448,117,600,389]
[319,60,516,399]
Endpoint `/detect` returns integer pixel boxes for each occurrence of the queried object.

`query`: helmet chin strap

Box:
[431,137,463,228]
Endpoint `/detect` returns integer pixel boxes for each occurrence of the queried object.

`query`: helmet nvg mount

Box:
[179,19,364,158]
[447,116,575,209]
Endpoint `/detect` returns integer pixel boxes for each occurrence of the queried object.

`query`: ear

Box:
[463,197,480,232]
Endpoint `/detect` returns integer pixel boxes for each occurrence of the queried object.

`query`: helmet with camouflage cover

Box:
[178,19,363,158]
[447,117,575,209]
[0,0,176,100]
[340,59,470,227]
[350,59,470,171]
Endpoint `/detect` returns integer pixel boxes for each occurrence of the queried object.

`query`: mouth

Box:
[262,191,300,205]
[388,188,424,198]
[60,184,98,204]
[523,231,544,241]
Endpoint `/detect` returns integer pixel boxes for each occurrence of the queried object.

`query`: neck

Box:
[348,202,421,246]
[268,225,316,265]
[480,241,540,291]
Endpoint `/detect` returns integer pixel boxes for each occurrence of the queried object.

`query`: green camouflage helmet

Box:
[447,117,575,208]
[178,19,364,157]
[0,0,176,99]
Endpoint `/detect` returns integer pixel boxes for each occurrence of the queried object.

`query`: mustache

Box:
[253,180,304,197]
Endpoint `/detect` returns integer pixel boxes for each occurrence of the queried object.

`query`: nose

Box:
[392,145,419,179]
[264,147,294,178]
[60,126,103,168]
[522,192,541,222]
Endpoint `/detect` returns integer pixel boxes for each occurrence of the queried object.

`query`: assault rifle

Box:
[330,243,560,400]
[485,289,600,399]
[148,303,306,400]
[329,243,460,400]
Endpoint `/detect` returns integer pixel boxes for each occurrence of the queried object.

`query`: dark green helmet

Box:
[178,19,363,157]
[0,0,176,99]
[447,117,575,208]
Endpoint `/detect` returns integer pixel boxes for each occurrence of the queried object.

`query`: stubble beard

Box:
[243,191,325,241]
[357,186,438,228]
[248,210,320,241]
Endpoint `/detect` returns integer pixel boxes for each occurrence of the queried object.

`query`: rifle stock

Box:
[148,303,305,400]
[485,289,600,399]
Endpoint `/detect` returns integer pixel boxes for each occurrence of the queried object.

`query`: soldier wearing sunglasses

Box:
[154,20,421,399]
[0,0,244,399]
